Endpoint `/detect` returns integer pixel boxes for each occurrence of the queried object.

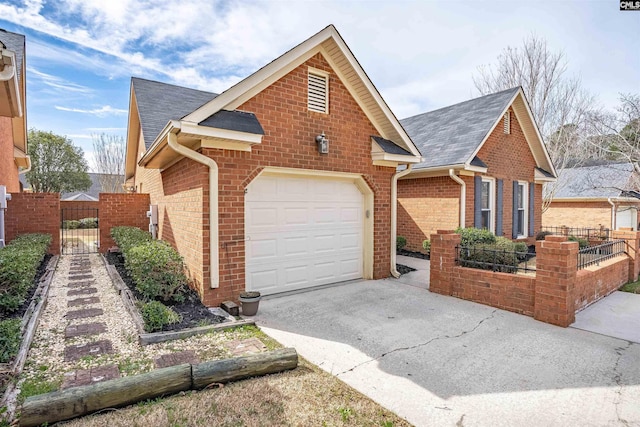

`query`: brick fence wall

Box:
[98,193,150,252]
[430,230,639,327]
[5,193,60,254]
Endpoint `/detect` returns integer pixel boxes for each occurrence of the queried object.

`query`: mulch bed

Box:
[105,252,225,331]
[396,264,416,276]
[397,249,430,260]
[0,254,52,322]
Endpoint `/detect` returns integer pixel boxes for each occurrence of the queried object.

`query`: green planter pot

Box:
[239,292,262,316]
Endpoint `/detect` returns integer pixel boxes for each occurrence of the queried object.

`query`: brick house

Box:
[543,162,640,231]
[0,29,29,192]
[397,87,556,252]
[124,25,422,307]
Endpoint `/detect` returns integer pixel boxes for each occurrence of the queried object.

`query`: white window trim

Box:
[481,177,496,233]
[308,67,329,114]
[516,181,528,239]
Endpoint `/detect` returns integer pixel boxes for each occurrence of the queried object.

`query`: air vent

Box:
[503,111,511,134]
[308,70,328,113]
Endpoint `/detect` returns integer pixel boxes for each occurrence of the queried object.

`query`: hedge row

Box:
[0,234,51,314]
[62,218,98,230]
[110,227,185,332]
[456,228,528,273]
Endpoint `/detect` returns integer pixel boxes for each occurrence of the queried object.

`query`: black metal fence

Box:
[455,245,535,274]
[60,207,99,255]
[540,226,610,241]
[577,239,626,269]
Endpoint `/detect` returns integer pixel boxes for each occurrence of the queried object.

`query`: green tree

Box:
[26,129,92,193]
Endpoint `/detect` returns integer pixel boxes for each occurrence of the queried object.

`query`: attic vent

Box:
[308,69,328,113]
[503,111,511,134]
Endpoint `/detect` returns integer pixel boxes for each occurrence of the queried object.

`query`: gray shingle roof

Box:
[132,77,218,150]
[400,87,520,169]
[554,163,639,199]
[199,110,264,135]
[371,136,412,156]
[0,29,25,86]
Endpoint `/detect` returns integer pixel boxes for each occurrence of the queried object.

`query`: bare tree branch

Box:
[92,133,125,193]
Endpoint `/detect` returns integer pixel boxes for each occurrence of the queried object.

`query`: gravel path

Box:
[21,254,261,391]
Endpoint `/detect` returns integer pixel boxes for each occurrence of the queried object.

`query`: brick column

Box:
[429,230,461,296]
[534,235,578,327]
[612,228,640,282]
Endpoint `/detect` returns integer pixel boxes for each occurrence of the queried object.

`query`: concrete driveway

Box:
[255,277,640,426]
[572,291,640,344]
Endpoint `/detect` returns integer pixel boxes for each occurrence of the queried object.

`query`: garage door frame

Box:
[244,166,374,292]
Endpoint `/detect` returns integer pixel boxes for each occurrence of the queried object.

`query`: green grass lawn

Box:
[621,280,640,294]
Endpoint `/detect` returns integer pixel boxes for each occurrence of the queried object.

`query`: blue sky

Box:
[0,0,638,170]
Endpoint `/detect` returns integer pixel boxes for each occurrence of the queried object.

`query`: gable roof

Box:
[553,163,639,199]
[132,77,218,150]
[400,87,556,178]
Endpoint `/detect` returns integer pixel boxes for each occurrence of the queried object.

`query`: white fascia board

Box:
[180,121,263,145]
[371,151,422,164]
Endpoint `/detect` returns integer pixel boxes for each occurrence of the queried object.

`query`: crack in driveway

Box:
[612,340,633,426]
[336,309,498,377]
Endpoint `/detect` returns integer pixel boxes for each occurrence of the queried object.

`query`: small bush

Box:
[396,236,407,251]
[0,319,21,363]
[78,217,98,229]
[455,227,497,246]
[111,226,152,255]
[140,301,181,332]
[422,239,431,253]
[536,230,553,241]
[125,240,187,302]
[459,236,527,273]
[62,220,80,230]
[568,235,589,249]
[0,233,51,313]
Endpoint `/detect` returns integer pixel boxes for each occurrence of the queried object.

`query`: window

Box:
[503,111,511,134]
[516,182,528,237]
[308,68,328,113]
[481,178,494,232]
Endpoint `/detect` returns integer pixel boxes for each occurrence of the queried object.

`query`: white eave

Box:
[0,47,22,118]
[371,138,422,167]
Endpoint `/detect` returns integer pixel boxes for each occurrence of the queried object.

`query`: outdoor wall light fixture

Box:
[315,132,329,154]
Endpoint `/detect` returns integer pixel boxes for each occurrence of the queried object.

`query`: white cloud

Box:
[28,67,93,93]
[55,105,128,116]
[66,134,93,139]
[85,127,126,132]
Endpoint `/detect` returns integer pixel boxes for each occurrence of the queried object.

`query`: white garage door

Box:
[616,207,637,230]
[245,174,363,295]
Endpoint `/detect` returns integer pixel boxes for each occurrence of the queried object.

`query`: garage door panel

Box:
[246,175,363,295]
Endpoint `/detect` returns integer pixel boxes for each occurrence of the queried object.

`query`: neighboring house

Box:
[542,162,640,231]
[0,29,29,192]
[125,25,422,307]
[397,87,556,252]
[19,173,125,200]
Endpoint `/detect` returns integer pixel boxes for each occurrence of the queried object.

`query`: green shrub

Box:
[458,236,527,274]
[111,226,152,255]
[536,230,553,241]
[140,301,181,332]
[0,234,51,313]
[568,235,589,249]
[455,227,497,246]
[396,236,407,251]
[62,220,80,230]
[0,319,21,363]
[125,240,187,302]
[422,239,431,253]
[78,217,98,229]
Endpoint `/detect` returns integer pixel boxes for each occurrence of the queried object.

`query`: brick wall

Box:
[60,200,99,220]
[98,193,150,252]
[398,107,542,251]
[5,193,60,254]
[431,231,635,327]
[0,116,20,192]
[543,200,640,230]
[133,53,395,307]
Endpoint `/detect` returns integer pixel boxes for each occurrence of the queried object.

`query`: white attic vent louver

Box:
[308,69,328,113]
[503,111,511,134]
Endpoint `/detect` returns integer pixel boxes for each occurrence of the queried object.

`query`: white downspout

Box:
[0,49,23,118]
[608,197,616,231]
[167,130,220,288]
[391,164,413,278]
[449,169,466,228]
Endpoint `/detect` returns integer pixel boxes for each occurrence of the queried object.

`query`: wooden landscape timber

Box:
[20,348,299,427]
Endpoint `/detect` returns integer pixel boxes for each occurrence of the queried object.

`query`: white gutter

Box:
[167,127,220,288]
[0,49,22,118]
[608,198,616,231]
[391,164,413,278]
[18,157,31,175]
[449,169,466,228]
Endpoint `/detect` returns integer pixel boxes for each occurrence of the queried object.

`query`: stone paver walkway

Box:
[21,253,269,394]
